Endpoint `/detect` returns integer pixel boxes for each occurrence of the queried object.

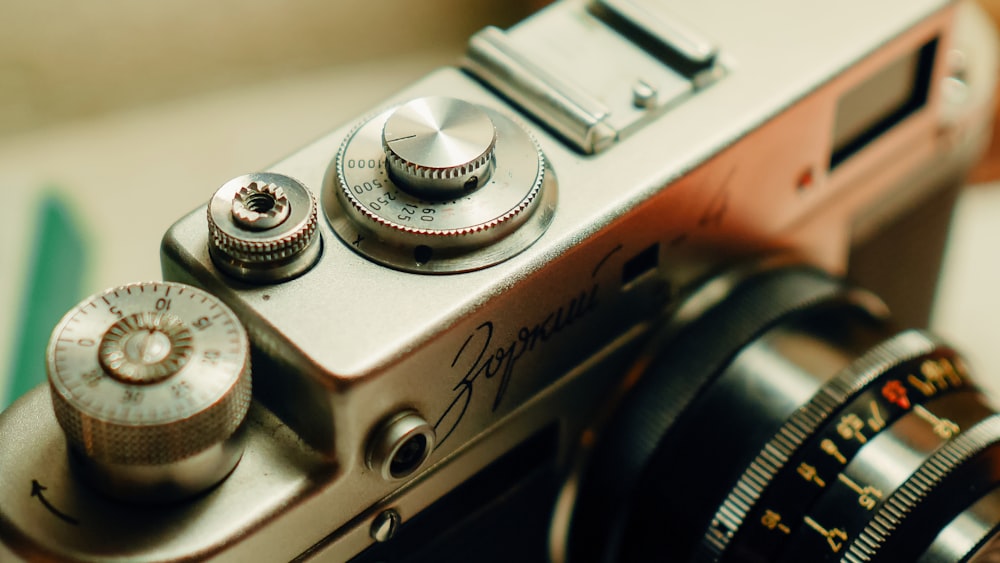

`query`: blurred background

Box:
[0,0,997,408]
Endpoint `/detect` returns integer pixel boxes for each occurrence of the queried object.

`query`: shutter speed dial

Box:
[382,96,497,199]
[46,282,251,502]
[325,96,557,273]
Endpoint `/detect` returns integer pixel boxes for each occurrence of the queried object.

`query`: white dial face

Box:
[47,282,248,426]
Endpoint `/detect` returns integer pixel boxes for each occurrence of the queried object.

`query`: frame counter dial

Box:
[45,281,251,502]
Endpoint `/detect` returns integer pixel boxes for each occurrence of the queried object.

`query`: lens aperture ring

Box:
[705,331,973,561]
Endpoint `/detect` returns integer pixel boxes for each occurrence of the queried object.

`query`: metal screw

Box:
[370,509,401,543]
[632,79,658,110]
[231,182,291,231]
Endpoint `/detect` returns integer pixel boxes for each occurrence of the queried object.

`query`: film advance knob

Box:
[46,282,251,502]
[382,96,497,199]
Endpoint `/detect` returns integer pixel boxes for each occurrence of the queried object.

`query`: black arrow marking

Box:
[31,480,79,525]
[385,134,417,143]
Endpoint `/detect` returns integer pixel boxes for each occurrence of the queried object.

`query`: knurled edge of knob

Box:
[702,330,946,557]
[49,357,252,465]
[207,190,318,263]
[337,116,546,238]
[382,134,496,181]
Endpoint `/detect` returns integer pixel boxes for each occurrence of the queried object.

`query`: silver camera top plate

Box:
[3,0,996,561]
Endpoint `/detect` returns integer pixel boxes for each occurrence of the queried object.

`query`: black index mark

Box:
[385,135,417,143]
[353,235,365,247]
[31,481,79,525]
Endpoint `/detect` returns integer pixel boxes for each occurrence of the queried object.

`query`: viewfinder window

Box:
[829,38,937,169]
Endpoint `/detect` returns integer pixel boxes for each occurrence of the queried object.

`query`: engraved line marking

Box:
[803,515,826,535]
[385,135,417,143]
[913,404,960,439]
[908,374,935,397]
[867,400,886,431]
[820,439,847,464]
[838,473,863,494]
[802,516,848,553]
[592,244,623,277]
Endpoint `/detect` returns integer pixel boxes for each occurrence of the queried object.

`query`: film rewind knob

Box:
[46,282,251,502]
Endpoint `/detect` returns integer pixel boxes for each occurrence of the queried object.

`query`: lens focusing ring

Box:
[704,331,966,560]
[562,266,1000,563]
[562,266,885,563]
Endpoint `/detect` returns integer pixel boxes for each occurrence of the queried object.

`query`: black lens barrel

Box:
[564,266,1000,563]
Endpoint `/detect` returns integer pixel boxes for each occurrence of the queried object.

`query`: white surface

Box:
[934,184,1000,390]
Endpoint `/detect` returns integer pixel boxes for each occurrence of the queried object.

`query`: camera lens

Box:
[559,266,1000,563]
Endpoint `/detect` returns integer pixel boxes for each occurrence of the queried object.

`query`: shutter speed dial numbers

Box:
[46,282,251,502]
[325,96,557,273]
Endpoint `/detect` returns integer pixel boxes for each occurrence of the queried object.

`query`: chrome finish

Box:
[594,0,718,68]
[462,0,725,154]
[465,27,618,154]
[918,487,1000,563]
[46,282,251,502]
[231,182,291,231]
[366,410,435,480]
[370,509,401,543]
[207,172,320,283]
[99,312,192,384]
[326,98,555,273]
[382,96,497,199]
[631,80,657,110]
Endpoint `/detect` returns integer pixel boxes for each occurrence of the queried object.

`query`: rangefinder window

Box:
[830,38,937,169]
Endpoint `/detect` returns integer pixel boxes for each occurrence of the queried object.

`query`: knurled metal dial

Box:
[324,96,557,273]
[382,96,497,199]
[46,281,251,501]
[207,172,321,283]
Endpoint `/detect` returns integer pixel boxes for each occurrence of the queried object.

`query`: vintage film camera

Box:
[2,0,999,561]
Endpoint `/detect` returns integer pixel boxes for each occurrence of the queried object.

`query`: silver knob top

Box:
[382,96,496,199]
[46,282,251,501]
